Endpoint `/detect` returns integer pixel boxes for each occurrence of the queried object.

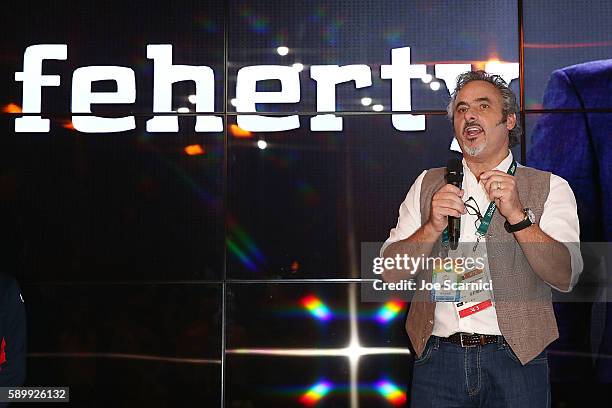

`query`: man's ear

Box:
[506,113,517,130]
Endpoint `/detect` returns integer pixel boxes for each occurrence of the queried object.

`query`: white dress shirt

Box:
[381,151,583,336]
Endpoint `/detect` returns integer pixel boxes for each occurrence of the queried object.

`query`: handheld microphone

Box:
[446,158,463,250]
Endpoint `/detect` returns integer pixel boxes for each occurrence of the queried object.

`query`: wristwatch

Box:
[504,208,535,233]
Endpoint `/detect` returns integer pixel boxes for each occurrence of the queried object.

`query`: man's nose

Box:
[463,107,477,121]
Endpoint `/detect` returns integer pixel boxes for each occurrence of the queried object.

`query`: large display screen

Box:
[1,0,611,406]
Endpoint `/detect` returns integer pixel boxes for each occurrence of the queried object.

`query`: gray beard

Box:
[464,142,486,157]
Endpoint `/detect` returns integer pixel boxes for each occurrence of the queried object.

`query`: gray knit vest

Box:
[406,165,558,365]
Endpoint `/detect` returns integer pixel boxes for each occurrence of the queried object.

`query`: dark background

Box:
[1,0,611,406]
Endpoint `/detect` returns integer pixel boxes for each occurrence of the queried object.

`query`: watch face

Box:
[526,208,535,223]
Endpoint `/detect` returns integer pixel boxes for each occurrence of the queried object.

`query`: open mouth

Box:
[464,125,483,141]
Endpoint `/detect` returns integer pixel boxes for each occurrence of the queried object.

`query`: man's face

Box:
[452,80,516,160]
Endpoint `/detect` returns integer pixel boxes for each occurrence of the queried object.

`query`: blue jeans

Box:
[410,336,550,408]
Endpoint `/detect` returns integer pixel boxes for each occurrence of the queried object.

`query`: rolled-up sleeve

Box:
[539,174,584,292]
[379,170,427,257]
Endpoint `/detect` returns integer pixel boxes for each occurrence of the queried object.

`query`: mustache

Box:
[463,121,482,132]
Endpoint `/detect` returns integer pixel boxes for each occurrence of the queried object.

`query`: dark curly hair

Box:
[446,70,521,148]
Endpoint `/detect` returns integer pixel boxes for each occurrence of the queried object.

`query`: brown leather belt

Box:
[440,332,503,347]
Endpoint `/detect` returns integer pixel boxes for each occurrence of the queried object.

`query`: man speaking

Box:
[380,71,583,407]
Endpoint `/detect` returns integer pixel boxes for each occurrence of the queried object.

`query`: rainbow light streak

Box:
[227,219,265,264]
[299,381,332,406]
[198,17,219,33]
[225,216,266,272]
[301,295,332,321]
[375,301,404,323]
[238,5,269,33]
[376,380,406,406]
[226,238,258,272]
[273,32,288,47]
[310,7,326,23]
[384,30,403,47]
[322,19,343,46]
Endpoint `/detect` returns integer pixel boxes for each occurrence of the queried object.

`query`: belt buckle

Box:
[460,333,467,347]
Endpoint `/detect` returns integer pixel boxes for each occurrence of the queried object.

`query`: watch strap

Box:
[504,209,533,233]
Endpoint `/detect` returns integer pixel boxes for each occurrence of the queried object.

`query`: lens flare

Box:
[59,119,75,130]
[301,295,331,321]
[299,380,332,406]
[184,144,205,156]
[229,124,252,138]
[376,380,406,406]
[375,301,404,323]
[2,103,21,113]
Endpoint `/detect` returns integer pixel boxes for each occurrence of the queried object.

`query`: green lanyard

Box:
[441,159,517,251]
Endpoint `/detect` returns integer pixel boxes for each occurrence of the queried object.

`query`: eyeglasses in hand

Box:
[464,196,484,230]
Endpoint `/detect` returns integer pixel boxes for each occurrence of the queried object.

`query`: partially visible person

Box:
[528,59,612,384]
[528,59,612,241]
[0,273,26,387]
